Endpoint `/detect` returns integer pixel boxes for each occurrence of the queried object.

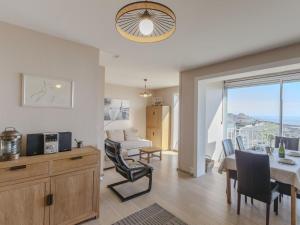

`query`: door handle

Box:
[10,165,26,171]
[70,156,83,160]
[46,194,54,206]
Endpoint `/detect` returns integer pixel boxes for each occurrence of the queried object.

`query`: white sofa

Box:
[104,129,152,169]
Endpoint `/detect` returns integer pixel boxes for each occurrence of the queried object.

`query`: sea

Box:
[254,115,300,126]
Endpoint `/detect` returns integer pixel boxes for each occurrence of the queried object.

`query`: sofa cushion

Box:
[107,129,124,142]
[124,128,139,141]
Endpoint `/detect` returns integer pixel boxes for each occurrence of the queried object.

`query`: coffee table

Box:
[139,147,162,163]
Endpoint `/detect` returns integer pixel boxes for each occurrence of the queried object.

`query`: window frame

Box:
[224,72,300,144]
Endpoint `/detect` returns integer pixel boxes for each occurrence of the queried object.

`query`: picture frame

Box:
[21,74,74,108]
[104,98,130,121]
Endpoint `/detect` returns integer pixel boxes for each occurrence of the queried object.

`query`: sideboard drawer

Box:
[0,162,49,183]
[52,154,99,174]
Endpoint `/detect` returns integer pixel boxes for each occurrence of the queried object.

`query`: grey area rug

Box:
[112,203,188,225]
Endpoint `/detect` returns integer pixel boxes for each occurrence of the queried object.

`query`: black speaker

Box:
[26,133,44,156]
[59,132,72,152]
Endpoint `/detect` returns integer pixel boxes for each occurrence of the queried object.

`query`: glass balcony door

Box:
[282,81,300,138]
[226,83,281,149]
[225,76,300,149]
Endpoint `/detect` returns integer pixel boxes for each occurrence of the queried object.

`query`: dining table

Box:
[219,149,300,225]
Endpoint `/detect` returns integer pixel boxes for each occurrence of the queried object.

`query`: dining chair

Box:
[236,136,246,151]
[277,181,300,203]
[222,139,235,156]
[235,150,279,225]
[273,136,297,204]
[275,136,299,151]
[222,139,251,203]
[222,139,237,188]
[274,137,299,201]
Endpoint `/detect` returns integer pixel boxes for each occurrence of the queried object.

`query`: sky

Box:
[227,81,300,121]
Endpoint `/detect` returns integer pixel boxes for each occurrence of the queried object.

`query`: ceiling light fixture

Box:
[116,1,176,43]
[140,79,152,98]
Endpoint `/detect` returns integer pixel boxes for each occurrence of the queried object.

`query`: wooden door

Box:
[146,128,153,144]
[153,107,162,128]
[0,178,50,225]
[50,168,97,225]
[146,107,154,128]
[147,106,162,128]
[147,128,162,148]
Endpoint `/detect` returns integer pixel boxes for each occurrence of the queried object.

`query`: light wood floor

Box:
[85,152,299,225]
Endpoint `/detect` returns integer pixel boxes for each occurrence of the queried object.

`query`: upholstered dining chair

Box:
[105,139,153,202]
[274,137,299,201]
[236,136,246,151]
[275,136,299,151]
[222,139,237,192]
[235,150,279,225]
[277,181,300,202]
[222,139,235,156]
[222,139,250,203]
[222,139,237,188]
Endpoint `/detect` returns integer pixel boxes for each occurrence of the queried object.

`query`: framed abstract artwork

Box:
[104,98,130,121]
[22,74,74,108]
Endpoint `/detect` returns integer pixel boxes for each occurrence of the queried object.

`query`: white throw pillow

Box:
[124,128,139,141]
[107,130,125,142]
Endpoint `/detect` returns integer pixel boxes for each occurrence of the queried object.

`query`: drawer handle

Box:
[10,165,27,171]
[70,156,83,160]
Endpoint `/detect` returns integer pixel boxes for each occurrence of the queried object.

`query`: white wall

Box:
[205,81,224,162]
[0,22,104,154]
[180,43,300,176]
[195,80,223,176]
[104,84,147,138]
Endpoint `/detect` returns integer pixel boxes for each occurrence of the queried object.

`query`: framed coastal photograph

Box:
[22,74,74,108]
[104,98,130,121]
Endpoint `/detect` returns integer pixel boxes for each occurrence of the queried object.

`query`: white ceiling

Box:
[0,0,300,88]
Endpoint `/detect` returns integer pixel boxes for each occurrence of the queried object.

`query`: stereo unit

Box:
[58,132,72,152]
[44,133,59,154]
[26,132,72,156]
[26,133,44,156]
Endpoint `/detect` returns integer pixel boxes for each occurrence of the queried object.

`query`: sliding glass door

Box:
[226,84,280,149]
[225,75,300,149]
[282,81,300,138]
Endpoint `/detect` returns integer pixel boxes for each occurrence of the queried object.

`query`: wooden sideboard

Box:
[0,146,100,225]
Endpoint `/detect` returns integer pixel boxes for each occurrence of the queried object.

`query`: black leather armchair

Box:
[105,139,153,202]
